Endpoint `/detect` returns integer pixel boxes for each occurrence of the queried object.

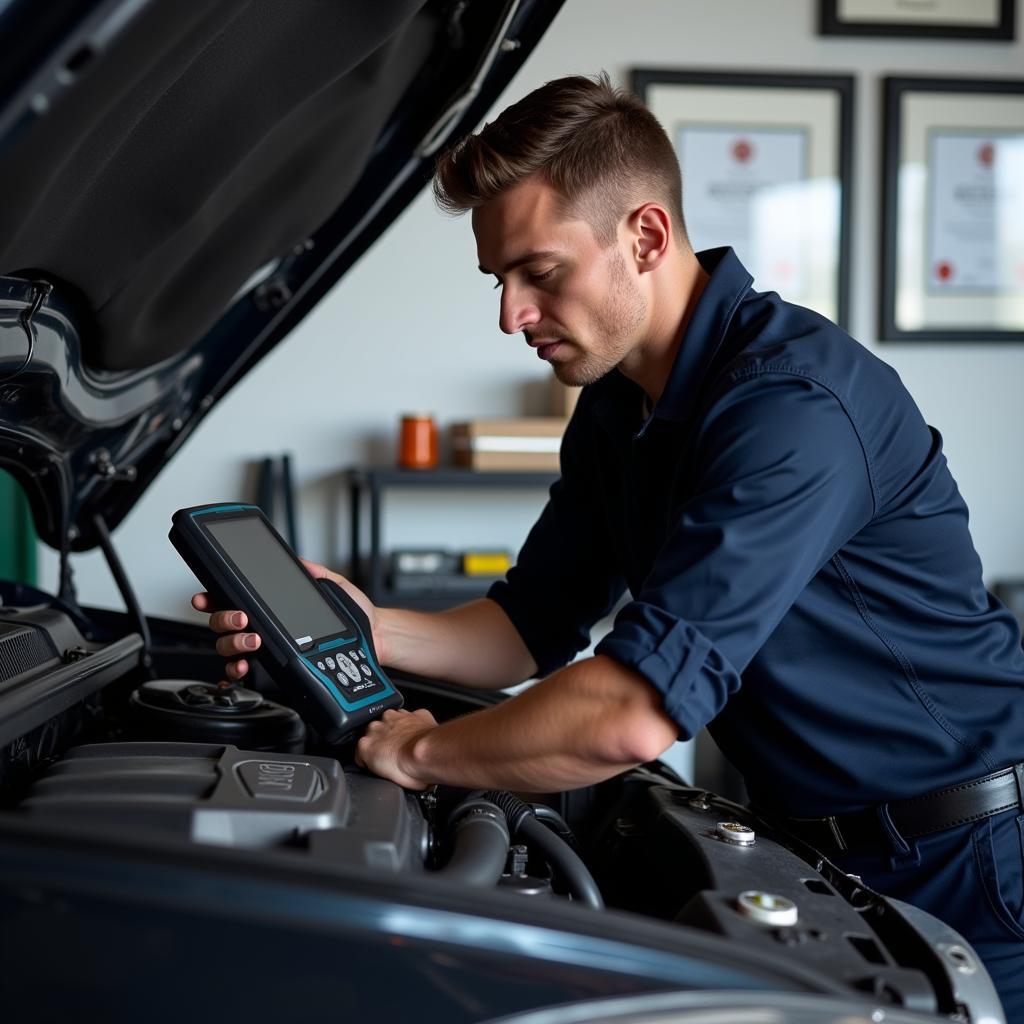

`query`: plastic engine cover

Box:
[19,741,426,871]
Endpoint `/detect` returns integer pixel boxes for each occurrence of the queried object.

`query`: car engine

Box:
[0,595,1003,1022]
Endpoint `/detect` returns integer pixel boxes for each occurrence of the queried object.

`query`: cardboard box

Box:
[450,418,566,471]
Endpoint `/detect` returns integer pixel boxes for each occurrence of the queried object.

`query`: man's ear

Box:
[626,203,672,273]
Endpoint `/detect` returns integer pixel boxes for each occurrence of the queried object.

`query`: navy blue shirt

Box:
[489,247,1024,817]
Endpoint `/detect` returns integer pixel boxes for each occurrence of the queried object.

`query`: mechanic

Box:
[195,75,1024,1013]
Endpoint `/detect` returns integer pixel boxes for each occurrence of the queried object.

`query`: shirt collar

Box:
[640,246,753,434]
[590,246,753,440]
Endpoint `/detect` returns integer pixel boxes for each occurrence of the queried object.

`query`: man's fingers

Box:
[215,632,260,658]
[225,659,249,680]
[192,596,257,682]
[208,609,248,633]
[192,595,249,636]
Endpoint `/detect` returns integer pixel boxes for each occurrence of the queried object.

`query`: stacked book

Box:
[450,417,566,471]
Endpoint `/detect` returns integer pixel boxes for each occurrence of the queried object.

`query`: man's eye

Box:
[529,269,555,283]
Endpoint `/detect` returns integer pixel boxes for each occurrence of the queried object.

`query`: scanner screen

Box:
[205,516,351,647]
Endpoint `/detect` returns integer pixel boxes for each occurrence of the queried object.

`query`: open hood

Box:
[0,0,562,551]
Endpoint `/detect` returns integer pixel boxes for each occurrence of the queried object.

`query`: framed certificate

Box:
[633,70,853,328]
[881,77,1024,342]
[819,0,1015,40]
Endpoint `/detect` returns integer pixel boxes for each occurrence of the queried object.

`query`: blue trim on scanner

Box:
[190,504,258,517]
[318,637,349,652]
[358,640,388,689]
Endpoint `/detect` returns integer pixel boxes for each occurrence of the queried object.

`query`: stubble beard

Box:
[552,251,647,388]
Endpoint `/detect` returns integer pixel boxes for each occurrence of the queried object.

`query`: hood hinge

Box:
[1,279,52,384]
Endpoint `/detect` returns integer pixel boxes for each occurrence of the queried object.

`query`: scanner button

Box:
[325,656,336,670]
[316,661,326,671]
[335,671,350,687]
[360,664,372,678]
[337,654,361,681]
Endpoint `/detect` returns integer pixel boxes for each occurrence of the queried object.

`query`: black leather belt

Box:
[776,763,1024,855]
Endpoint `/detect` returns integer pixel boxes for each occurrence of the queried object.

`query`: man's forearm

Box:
[377,655,678,792]
[377,597,536,690]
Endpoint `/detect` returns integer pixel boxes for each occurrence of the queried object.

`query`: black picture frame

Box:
[819,0,1015,40]
[633,69,854,330]
[880,76,1024,343]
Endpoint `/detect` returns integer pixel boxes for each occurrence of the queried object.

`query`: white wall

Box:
[43,0,1024,624]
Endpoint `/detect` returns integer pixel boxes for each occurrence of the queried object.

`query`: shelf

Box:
[346,467,558,489]
[379,586,494,611]
[347,465,555,609]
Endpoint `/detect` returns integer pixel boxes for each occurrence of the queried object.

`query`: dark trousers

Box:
[837,808,1024,1022]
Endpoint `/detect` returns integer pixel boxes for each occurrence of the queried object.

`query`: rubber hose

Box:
[480,789,533,832]
[481,790,604,910]
[516,814,604,909]
[531,804,580,851]
[432,798,510,887]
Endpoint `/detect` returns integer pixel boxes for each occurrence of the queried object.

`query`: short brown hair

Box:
[433,73,688,247]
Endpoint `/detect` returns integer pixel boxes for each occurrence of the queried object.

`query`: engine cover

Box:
[19,741,426,872]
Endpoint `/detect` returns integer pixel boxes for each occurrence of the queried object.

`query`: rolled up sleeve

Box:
[596,371,876,738]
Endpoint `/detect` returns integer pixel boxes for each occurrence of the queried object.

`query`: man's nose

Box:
[499,286,541,336]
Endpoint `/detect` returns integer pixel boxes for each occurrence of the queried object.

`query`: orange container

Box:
[398,413,438,469]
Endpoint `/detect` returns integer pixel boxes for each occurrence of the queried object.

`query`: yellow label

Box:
[463,552,511,576]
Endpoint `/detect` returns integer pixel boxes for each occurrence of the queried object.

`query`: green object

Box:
[0,469,37,584]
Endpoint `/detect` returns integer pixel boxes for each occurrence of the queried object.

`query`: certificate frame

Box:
[632,69,853,329]
[881,76,1024,343]
[819,0,1015,40]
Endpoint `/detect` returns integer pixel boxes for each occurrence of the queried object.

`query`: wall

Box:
[41,1,1024,635]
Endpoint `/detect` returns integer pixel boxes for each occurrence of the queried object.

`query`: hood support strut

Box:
[92,512,153,675]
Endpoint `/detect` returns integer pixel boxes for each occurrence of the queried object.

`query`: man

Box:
[195,75,1024,1012]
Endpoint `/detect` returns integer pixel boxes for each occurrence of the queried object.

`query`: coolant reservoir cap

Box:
[136,679,263,713]
[127,679,305,751]
[716,821,755,845]
[737,890,798,926]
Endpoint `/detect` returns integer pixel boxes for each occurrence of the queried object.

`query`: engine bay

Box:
[0,594,997,1021]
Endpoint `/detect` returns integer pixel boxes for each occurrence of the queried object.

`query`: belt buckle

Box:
[1014,763,1024,809]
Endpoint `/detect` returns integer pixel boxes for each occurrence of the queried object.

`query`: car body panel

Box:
[0,0,564,549]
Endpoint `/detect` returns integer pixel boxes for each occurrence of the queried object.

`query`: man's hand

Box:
[351,656,677,793]
[355,707,438,790]
[191,558,382,680]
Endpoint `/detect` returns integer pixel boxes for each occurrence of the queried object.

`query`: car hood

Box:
[0,0,562,551]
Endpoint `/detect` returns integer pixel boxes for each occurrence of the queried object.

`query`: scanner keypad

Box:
[305,643,386,703]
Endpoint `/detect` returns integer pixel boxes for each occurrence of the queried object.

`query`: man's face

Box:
[473,175,648,387]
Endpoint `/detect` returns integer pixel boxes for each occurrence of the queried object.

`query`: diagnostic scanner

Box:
[170,503,402,743]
